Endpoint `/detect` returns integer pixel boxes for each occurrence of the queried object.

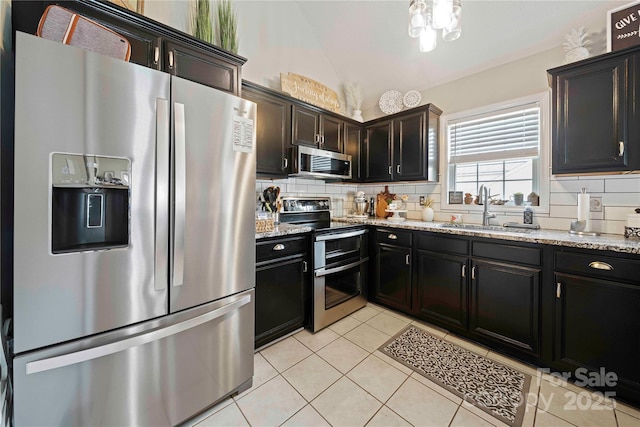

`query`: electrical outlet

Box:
[590,197,603,212]
[419,196,425,206]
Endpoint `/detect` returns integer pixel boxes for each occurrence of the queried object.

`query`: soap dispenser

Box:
[523,206,534,224]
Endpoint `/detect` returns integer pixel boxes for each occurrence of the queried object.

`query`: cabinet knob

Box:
[273,244,285,251]
[619,141,625,157]
[388,234,397,240]
[589,261,613,271]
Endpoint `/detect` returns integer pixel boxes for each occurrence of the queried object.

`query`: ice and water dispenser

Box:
[51,153,130,253]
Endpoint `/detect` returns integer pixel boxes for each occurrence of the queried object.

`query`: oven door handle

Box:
[315,229,367,242]
[315,257,369,277]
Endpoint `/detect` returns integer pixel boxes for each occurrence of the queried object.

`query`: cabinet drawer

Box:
[417,233,468,255]
[555,251,640,284]
[376,229,412,247]
[472,241,541,267]
[256,236,308,263]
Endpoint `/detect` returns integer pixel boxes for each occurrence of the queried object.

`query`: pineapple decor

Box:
[563,27,590,64]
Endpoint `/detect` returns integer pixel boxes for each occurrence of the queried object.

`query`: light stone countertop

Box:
[333,217,640,255]
[255,223,313,240]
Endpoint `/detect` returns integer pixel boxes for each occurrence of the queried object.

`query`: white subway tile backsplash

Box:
[550,179,605,194]
[549,205,579,219]
[550,192,577,206]
[602,192,640,206]
[604,177,640,193]
[605,206,638,221]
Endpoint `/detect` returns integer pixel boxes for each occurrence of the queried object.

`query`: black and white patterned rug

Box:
[379,325,531,427]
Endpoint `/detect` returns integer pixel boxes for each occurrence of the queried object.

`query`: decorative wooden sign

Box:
[607,0,640,52]
[280,73,341,113]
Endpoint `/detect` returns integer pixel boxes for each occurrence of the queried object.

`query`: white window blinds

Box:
[448,103,540,164]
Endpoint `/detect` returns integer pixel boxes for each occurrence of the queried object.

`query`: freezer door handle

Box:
[173,102,186,287]
[155,98,170,291]
[25,294,252,375]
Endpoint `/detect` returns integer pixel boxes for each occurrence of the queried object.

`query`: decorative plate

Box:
[379,90,404,114]
[403,90,421,108]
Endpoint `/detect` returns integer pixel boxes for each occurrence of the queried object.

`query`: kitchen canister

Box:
[625,214,640,238]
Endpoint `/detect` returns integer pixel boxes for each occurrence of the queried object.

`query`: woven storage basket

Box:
[256,218,275,233]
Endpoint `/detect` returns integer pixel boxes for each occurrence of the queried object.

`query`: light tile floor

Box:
[191,303,640,427]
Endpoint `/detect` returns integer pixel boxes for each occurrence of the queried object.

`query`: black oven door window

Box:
[323,263,363,310]
[323,235,362,266]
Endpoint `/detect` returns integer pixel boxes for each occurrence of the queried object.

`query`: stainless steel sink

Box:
[438,223,533,233]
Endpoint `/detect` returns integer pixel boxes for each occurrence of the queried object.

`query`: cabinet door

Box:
[345,124,363,182]
[373,244,412,312]
[243,87,291,177]
[469,260,540,355]
[554,273,640,384]
[365,121,393,181]
[552,57,630,173]
[164,40,239,94]
[255,257,307,348]
[320,115,343,152]
[415,251,468,330]
[292,105,320,147]
[415,250,468,331]
[394,111,427,180]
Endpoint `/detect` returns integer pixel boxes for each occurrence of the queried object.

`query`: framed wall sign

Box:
[607,0,640,52]
[448,191,463,204]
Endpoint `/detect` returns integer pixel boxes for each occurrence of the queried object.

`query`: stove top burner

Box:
[278,196,365,233]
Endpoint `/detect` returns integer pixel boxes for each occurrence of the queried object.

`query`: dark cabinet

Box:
[12,0,245,95]
[549,48,640,174]
[344,123,364,182]
[242,82,291,177]
[363,105,441,182]
[372,229,412,312]
[292,104,343,152]
[553,250,640,398]
[255,235,310,349]
[414,233,469,332]
[469,260,540,355]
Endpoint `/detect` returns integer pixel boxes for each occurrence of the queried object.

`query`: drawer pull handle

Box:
[461,264,466,278]
[406,254,410,265]
[303,261,308,273]
[397,165,401,174]
[388,166,393,175]
[471,266,476,280]
[273,244,285,251]
[619,141,625,157]
[168,50,174,69]
[153,46,160,64]
[388,234,397,240]
[283,158,288,170]
[589,261,613,271]
[556,282,562,299]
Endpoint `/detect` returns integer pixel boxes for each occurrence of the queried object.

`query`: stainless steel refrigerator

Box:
[9,32,256,426]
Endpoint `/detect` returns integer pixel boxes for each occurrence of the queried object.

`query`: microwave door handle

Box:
[315,229,367,242]
[25,294,252,375]
[315,257,369,277]
[155,98,170,291]
[173,102,186,287]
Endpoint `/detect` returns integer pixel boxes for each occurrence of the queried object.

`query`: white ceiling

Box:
[292,0,628,110]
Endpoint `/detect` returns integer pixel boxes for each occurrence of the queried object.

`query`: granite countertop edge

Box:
[333,218,640,255]
[255,223,313,240]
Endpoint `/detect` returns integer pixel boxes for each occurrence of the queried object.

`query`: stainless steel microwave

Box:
[291,145,352,180]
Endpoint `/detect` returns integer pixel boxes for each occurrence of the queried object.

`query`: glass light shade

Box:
[419,25,437,52]
[408,0,428,38]
[442,0,462,41]
[432,0,453,29]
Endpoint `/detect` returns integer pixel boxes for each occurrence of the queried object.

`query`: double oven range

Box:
[280,197,368,332]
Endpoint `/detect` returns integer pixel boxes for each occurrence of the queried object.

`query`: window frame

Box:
[439,91,550,214]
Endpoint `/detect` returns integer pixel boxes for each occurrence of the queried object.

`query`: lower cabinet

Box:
[255,235,310,349]
[553,249,640,399]
[469,260,540,355]
[371,229,412,312]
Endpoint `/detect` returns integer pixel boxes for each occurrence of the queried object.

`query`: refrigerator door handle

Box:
[173,102,186,287]
[155,98,170,291]
[25,294,252,375]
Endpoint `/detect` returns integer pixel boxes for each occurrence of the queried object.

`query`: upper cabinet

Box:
[363,104,441,182]
[12,0,245,95]
[548,47,640,174]
[242,81,291,178]
[292,105,343,152]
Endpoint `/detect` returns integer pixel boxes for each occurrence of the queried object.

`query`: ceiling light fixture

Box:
[408,0,462,52]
